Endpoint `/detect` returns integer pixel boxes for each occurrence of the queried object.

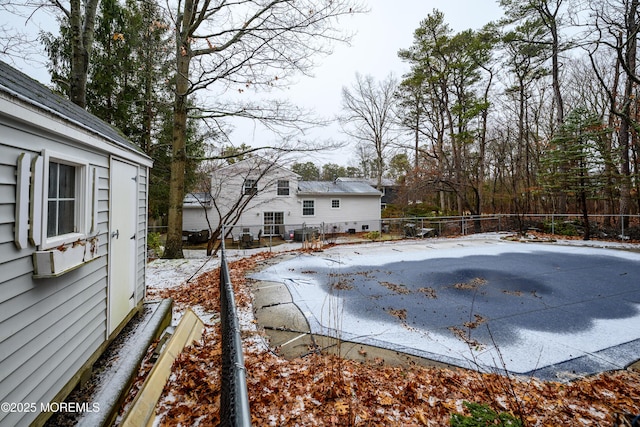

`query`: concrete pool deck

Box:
[249,233,640,381]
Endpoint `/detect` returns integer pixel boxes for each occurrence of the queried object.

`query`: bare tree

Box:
[340,73,398,190]
[587,0,640,225]
[1,0,99,107]
[163,0,366,258]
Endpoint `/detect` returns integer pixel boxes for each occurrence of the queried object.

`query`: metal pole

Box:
[219,230,252,427]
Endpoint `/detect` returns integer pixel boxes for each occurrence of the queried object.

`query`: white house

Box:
[0,61,153,426]
[183,157,382,240]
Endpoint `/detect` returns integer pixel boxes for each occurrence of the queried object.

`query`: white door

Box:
[263,211,284,236]
[108,159,138,335]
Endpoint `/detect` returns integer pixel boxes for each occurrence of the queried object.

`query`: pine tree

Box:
[541,107,610,240]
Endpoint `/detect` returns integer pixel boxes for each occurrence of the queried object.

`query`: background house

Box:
[183,157,382,240]
[336,177,400,209]
[0,61,153,426]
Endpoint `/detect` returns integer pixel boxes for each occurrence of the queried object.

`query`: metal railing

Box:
[219,233,252,426]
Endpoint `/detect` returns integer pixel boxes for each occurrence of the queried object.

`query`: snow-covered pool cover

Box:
[251,237,640,380]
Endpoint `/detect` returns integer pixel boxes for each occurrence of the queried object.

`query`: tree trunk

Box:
[605,54,622,224]
[541,1,566,213]
[579,170,591,241]
[619,0,638,230]
[68,0,99,108]
[163,4,192,259]
[164,87,188,258]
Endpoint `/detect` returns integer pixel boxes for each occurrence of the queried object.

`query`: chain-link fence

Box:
[219,239,252,426]
[269,214,635,245]
[173,213,640,252]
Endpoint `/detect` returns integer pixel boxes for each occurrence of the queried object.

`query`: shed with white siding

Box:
[0,61,153,426]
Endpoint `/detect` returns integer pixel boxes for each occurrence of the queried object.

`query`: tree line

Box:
[339,1,640,242]
[3,0,640,252]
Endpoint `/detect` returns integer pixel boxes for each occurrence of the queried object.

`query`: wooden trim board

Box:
[120,309,204,427]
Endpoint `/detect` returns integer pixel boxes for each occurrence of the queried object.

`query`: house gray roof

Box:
[0,60,146,155]
[183,192,212,207]
[297,180,382,196]
[336,177,398,188]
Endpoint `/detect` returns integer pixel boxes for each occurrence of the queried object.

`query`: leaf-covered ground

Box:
[137,251,639,426]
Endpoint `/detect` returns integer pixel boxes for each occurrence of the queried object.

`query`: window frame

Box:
[243,178,258,195]
[40,151,90,250]
[263,211,284,236]
[331,199,341,209]
[277,180,290,196]
[302,199,315,217]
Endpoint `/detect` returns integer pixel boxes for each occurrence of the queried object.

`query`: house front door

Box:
[108,159,138,335]
[263,211,284,236]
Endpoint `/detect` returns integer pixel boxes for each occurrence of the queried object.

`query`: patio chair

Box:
[241,233,252,249]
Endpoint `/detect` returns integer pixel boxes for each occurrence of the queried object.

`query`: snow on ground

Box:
[247,233,640,379]
[146,233,640,292]
[145,233,640,379]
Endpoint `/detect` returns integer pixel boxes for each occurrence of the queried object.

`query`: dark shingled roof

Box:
[0,60,145,155]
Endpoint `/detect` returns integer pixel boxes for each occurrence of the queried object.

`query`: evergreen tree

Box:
[41,0,203,225]
[398,10,494,215]
[541,107,610,239]
[292,162,321,181]
[321,163,348,181]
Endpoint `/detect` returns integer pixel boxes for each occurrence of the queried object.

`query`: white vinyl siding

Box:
[0,143,110,427]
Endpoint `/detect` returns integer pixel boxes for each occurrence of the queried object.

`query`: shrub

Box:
[365,231,381,241]
[543,220,579,236]
[147,232,163,258]
[450,401,522,427]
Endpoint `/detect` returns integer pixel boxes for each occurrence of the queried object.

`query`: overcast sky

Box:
[5,0,505,166]
[237,0,506,165]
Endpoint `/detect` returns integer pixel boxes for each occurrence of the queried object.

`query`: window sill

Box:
[33,237,100,278]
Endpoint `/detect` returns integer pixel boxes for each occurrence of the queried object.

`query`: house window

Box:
[48,162,77,237]
[277,180,290,196]
[40,152,90,249]
[331,199,340,209]
[302,200,315,216]
[243,178,258,195]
